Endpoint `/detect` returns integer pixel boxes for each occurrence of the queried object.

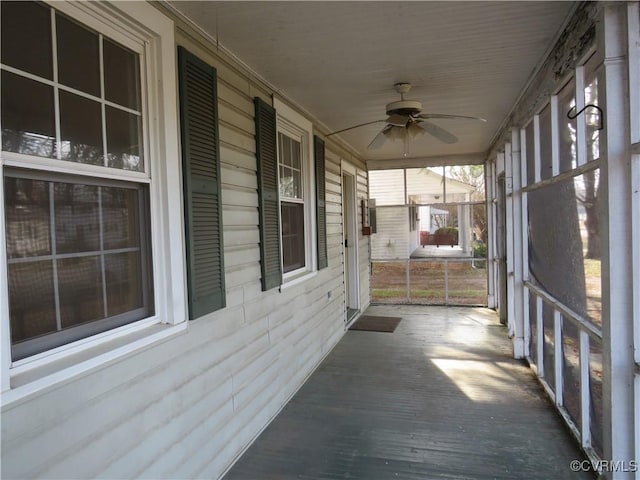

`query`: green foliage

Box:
[473,240,487,258]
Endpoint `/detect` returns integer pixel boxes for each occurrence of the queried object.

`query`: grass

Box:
[372,288,486,300]
[583,258,601,277]
[371,260,488,305]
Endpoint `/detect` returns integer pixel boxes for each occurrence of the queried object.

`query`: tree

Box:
[444,165,487,243]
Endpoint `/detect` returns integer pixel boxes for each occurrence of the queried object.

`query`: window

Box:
[275,101,315,279]
[254,98,320,289]
[1,1,182,366]
[278,132,306,273]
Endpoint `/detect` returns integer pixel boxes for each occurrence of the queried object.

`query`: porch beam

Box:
[366,152,486,170]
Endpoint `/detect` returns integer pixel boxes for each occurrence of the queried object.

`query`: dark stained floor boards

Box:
[223,305,593,480]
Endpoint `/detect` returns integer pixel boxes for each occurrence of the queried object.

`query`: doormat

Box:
[349,315,402,333]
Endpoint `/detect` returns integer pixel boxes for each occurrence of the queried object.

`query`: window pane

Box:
[56,13,100,96]
[102,186,140,249]
[278,133,302,199]
[106,107,143,171]
[1,1,52,79]
[105,252,143,316]
[1,71,56,158]
[292,169,301,198]
[60,91,103,165]
[103,39,141,110]
[9,261,57,343]
[4,177,51,258]
[6,175,153,359]
[281,201,305,273]
[278,134,291,168]
[291,139,301,171]
[58,256,104,328]
[54,183,100,254]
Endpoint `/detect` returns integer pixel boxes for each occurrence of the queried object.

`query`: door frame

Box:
[341,161,360,323]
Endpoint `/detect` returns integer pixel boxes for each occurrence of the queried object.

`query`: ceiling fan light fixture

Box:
[407,123,425,139]
[383,125,406,142]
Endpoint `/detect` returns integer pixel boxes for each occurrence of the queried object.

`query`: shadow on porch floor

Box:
[223,305,593,480]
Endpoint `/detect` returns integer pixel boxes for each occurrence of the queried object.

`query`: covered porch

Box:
[223,305,593,480]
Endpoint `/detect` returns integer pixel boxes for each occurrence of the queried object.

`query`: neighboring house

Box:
[369,168,476,259]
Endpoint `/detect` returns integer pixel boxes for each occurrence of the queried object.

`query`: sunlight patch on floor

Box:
[431,358,517,402]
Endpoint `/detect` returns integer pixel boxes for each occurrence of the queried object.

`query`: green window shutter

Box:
[314,135,328,270]
[254,97,283,291]
[178,47,225,319]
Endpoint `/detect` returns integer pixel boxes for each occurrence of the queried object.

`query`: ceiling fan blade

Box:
[326,119,386,137]
[386,113,410,126]
[421,120,458,144]
[417,113,487,122]
[367,125,391,149]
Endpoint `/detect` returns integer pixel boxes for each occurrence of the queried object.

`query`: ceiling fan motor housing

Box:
[386,99,422,116]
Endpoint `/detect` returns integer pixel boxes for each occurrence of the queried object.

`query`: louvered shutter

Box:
[314,136,328,269]
[254,97,283,291]
[178,47,225,319]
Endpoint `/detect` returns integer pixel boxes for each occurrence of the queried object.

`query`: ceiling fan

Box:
[327,83,486,151]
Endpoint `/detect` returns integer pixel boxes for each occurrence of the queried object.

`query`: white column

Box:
[510,128,525,358]
[485,159,497,309]
[599,4,635,478]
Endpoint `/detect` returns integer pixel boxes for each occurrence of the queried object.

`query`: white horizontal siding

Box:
[0,17,368,480]
[371,206,410,259]
[368,169,405,205]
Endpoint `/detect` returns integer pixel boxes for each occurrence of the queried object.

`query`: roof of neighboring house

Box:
[419,169,477,193]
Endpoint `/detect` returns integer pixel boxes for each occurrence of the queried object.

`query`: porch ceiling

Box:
[170,1,575,165]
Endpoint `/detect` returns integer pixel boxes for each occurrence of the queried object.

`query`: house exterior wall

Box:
[408,217,420,254]
[0,3,369,479]
[370,207,409,260]
[368,170,407,259]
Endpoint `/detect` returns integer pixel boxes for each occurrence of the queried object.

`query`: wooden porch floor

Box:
[223,305,593,480]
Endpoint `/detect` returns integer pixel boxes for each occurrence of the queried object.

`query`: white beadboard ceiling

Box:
[170,1,575,164]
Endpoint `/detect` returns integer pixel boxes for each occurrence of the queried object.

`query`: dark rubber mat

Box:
[348,315,401,332]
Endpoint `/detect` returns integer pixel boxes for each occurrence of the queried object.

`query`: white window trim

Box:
[0,1,186,401]
[273,98,316,282]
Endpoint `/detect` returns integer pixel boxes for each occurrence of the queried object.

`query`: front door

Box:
[342,166,359,322]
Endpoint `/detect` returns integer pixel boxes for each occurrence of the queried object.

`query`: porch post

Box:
[485,158,497,309]
[598,3,634,478]
[510,128,525,358]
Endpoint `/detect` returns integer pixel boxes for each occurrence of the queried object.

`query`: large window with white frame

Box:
[1,1,182,365]
[275,100,315,280]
